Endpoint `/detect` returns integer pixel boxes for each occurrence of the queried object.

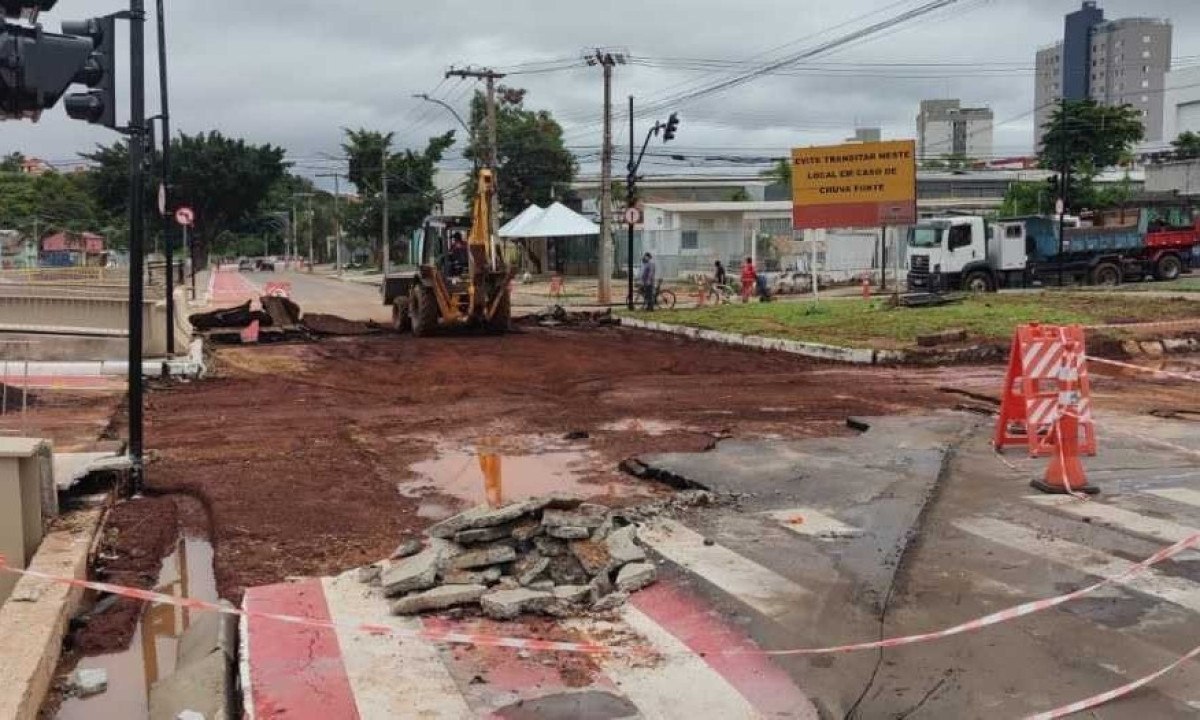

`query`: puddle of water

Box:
[599,418,683,436]
[56,536,217,720]
[405,442,642,509]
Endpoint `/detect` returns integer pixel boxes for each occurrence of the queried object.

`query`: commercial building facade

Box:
[916,100,994,161]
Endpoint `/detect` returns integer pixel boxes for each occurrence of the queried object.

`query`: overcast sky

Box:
[3,0,1198,184]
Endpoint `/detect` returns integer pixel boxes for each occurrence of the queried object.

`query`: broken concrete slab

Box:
[542,508,605,531]
[440,567,502,586]
[605,526,646,568]
[355,564,381,586]
[513,553,550,586]
[449,542,516,570]
[615,562,657,593]
[548,555,591,586]
[381,540,454,597]
[534,536,568,557]
[390,584,487,616]
[427,501,541,539]
[547,526,591,540]
[570,540,611,576]
[511,521,543,542]
[390,539,423,559]
[481,589,554,620]
[553,585,590,604]
[454,524,516,545]
[591,591,629,612]
[70,668,107,698]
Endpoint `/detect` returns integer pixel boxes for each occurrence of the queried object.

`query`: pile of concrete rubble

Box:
[358,496,656,619]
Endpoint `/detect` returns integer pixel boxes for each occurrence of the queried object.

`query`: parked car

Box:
[237,258,255,272]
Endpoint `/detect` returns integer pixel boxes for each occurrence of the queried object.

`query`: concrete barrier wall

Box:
[0,295,167,356]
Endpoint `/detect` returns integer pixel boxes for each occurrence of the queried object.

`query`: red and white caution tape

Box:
[1027,643,1200,719]
[1086,355,1200,384]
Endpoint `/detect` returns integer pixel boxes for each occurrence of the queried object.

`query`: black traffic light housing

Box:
[0,22,94,120]
[61,16,116,128]
[663,112,680,142]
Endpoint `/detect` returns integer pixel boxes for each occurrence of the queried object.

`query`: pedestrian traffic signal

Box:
[61,16,117,128]
[0,0,56,21]
[0,21,94,120]
[663,112,680,142]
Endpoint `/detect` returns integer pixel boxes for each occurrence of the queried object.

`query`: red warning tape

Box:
[1086,355,1200,384]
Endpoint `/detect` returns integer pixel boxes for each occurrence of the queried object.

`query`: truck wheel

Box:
[1091,263,1122,287]
[391,298,411,333]
[963,271,993,293]
[1155,254,1183,282]
[410,286,438,337]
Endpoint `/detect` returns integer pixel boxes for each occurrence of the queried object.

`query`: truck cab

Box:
[907,216,1026,293]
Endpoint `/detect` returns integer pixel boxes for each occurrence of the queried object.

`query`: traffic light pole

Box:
[627,96,635,311]
[127,0,146,488]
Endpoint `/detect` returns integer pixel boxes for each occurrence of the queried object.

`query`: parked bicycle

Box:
[634,279,677,310]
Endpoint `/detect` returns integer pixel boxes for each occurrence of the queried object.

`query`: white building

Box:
[916,99,994,161]
[1163,65,1200,142]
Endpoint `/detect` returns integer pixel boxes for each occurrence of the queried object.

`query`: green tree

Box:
[81,132,288,266]
[1172,131,1200,160]
[0,152,25,172]
[341,128,455,265]
[999,181,1051,217]
[464,86,576,216]
[760,158,793,193]
[726,188,752,202]
[0,170,101,240]
[1038,100,1143,208]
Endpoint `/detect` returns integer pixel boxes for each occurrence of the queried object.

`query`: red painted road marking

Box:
[632,580,819,718]
[210,270,261,305]
[244,579,360,720]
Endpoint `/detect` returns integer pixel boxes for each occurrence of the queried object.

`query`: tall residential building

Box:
[916,99,994,161]
[1034,2,1173,148]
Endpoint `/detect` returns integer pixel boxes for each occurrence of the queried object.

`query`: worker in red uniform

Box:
[740,257,758,303]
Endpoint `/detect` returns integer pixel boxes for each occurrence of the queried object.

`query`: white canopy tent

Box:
[500,202,598,238]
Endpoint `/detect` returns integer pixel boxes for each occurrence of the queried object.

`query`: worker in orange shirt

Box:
[740,257,758,303]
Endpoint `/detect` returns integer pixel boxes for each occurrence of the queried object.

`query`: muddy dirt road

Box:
[143,326,958,601]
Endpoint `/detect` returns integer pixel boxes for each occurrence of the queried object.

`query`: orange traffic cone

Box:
[1032,342,1099,495]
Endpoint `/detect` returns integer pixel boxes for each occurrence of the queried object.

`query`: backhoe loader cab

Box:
[381,169,512,336]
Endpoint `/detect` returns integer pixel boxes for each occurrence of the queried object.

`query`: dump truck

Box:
[382,169,512,336]
[907,208,1200,293]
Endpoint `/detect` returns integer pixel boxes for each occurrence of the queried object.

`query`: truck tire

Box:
[962,271,994,293]
[410,286,438,337]
[391,298,411,333]
[1090,262,1122,287]
[1155,254,1183,282]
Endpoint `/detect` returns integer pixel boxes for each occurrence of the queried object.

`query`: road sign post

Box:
[175,207,194,300]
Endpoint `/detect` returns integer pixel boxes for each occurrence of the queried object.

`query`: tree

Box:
[0,170,101,240]
[0,152,25,173]
[464,86,576,216]
[81,132,288,266]
[726,188,752,202]
[1039,101,1143,177]
[999,181,1051,217]
[1172,131,1200,160]
[761,158,792,193]
[342,128,455,265]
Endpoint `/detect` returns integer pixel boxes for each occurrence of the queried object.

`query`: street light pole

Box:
[127,0,147,487]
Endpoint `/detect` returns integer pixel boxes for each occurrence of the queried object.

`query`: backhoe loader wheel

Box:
[392,298,412,333]
[411,286,438,337]
[487,293,511,334]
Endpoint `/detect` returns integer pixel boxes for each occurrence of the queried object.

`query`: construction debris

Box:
[191,298,380,344]
[517,305,619,328]
[361,496,656,618]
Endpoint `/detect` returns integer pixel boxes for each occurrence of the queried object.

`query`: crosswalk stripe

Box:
[761,508,861,539]
[639,519,810,620]
[1146,488,1200,510]
[576,606,766,719]
[320,574,472,719]
[1027,496,1200,544]
[955,517,1200,613]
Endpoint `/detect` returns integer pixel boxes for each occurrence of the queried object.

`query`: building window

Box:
[1142,79,1150,88]
[1143,65,1150,73]
[1143,35,1151,43]
[681,231,699,250]
[1143,50,1151,59]
[1142,95,1149,103]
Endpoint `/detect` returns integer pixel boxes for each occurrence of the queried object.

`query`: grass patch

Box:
[1120,278,1200,293]
[624,293,1200,350]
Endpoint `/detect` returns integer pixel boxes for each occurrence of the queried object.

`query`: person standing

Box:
[714,260,728,287]
[640,252,657,311]
[740,256,757,303]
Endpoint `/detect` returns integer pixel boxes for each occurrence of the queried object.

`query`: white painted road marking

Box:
[640,519,810,620]
[955,516,1200,613]
[1146,487,1200,511]
[1027,496,1200,544]
[321,574,473,719]
[762,508,862,539]
[573,607,766,719]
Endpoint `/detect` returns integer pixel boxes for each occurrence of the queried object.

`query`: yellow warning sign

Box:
[791,140,917,228]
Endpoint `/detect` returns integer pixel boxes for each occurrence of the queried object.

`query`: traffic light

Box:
[1,0,56,22]
[61,16,116,128]
[0,21,94,120]
[663,112,680,142]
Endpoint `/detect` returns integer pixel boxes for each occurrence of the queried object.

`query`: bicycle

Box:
[634,279,677,310]
[703,279,735,305]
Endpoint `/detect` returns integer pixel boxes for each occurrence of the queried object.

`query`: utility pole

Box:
[381,144,390,274]
[307,194,315,270]
[155,0,173,355]
[587,50,626,305]
[317,173,345,272]
[446,66,506,259]
[128,0,147,487]
[1057,97,1068,288]
[627,96,635,310]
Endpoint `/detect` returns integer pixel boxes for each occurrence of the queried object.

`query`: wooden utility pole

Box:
[446,66,506,264]
[588,50,626,304]
[381,144,390,273]
[318,173,345,272]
